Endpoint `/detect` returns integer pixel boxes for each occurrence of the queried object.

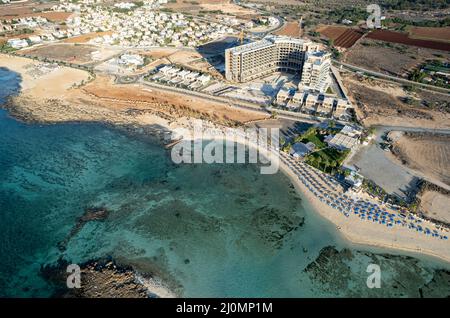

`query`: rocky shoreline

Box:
[40,257,177,298]
[1,95,175,146]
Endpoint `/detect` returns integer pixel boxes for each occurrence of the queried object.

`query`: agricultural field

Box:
[316,25,364,48]
[408,27,450,43]
[344,38,450,77]
[366,30,450,52]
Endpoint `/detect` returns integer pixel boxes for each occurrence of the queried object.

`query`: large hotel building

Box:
[225,36,330,92]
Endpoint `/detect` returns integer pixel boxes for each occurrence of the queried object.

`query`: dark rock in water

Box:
[250,205,303,250]
[302,246,450,298]
[184,259,190,265]
[133,199,222,240]
[58,207,110,252]
[113,253,184,296]
[420,269,450,297]
[40,257,150,298]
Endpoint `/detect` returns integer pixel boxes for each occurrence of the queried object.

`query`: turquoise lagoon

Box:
[0,67,449,297]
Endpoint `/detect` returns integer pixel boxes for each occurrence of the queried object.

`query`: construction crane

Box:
[298,17,303,38]
[238,29,245,45]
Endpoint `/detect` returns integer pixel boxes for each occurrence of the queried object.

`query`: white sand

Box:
[0,53,89,94]
[278,157,450,264]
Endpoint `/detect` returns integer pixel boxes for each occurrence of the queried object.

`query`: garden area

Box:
[283,126,351,174]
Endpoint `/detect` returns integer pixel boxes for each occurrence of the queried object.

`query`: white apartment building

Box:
[334,99,352,119]
[303,94,318,114]
[225,35,319,83]
[316,96,334,116]
[291,91,305,105]
[276,86,291,104]
[299,51,331,93]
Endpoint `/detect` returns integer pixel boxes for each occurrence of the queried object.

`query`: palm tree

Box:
[308,156,316,167]
[323,159,330,172]
[316,156,322,169]
[329,120,336,129]
[330,161,337,174]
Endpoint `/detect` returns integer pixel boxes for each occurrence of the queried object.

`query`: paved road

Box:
[374,125,450,139]
[334,60,450,95]
[250,16,285,38]
[232,0,285,39]
[136,77,354,126]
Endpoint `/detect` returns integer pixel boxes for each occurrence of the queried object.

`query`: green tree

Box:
[316,156,322,169]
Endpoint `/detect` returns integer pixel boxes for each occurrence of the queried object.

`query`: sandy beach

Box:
[278,157,450,264]
[1,53,449,266]
[177,122,450,264]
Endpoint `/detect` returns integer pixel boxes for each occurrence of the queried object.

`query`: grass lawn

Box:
[299,127,350,173]
[301,133,326,148]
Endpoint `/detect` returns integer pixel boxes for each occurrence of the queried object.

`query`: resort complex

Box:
[224,35,342,117]
[225,36,322,84]
[1,0,450,301]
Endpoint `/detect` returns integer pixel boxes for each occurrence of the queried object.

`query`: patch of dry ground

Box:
[344,38,450,77]
[140,49,202,67]
[342,73,450,129]
[83,76,267,125]
[62,31,113,44]
[420,191,450,224]
[164,0,257,16]
[18,43,99,64]
[1,11,71,22]
[0,1,69,21]
[141,48,220,76]
[164,50,203,65]
[274,21,302,37]
[391,132,450,186]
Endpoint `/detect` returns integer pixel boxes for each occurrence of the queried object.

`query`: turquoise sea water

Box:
[0,67,449,297]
